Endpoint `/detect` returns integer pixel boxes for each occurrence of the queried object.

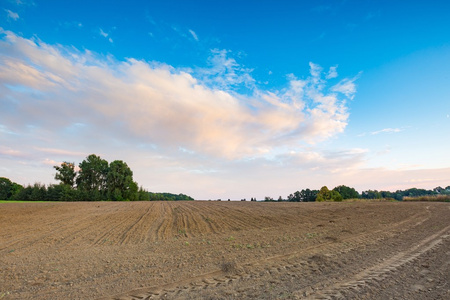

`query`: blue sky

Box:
[1,0,449,199]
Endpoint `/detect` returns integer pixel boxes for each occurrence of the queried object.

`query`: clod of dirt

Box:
[221,261,239,274]
[308,254,328,264]
[324,236,339,242]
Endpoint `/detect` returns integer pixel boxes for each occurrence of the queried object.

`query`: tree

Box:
[316,186,330,202]
[138,186,150,200]
[0,177,13,200]
[300,189,318,202]
[54,162,76,187]
[361,190,382,199]
[331,190,343,201]
[30,183,47,201]
[47,184,75,201]
[10,182,23,199]
[0,177,24,200]
[106,160,135,200]
[13,185,32,201]
[287,191,301,202]
[293,191,301,202]
[316,186,343,202]
[76,154,108,193]
[333,185,359,199]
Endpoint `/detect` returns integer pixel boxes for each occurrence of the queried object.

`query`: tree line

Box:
[266,185,450,202]
[0,154,193,201]
[1,157,449,202]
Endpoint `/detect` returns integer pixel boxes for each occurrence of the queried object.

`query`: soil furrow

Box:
[1,201,447,300]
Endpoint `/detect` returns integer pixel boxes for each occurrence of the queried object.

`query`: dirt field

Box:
[0,201,449,299]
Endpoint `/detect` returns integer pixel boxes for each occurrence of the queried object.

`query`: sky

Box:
[1,0,450,200]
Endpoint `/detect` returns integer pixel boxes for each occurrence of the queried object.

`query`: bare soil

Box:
[0,201,449,299]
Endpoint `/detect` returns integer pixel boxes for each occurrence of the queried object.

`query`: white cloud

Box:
[196,49,256,91]
[34,147,87,157]
[331,73,360,98]
[188,29,199,41]
[371,128,402,135]
[282,147,368,173]
[99,28,113,43]
[309,61,322,79]
[326,65,338,79]
[9,0,35,6]
[0,29,364,196]
[0,146,25,158]
[0,30,356,160]
[99,28,108,38]
[5,9,19,20]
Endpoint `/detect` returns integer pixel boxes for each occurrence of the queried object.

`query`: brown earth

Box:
[0,201,449,299]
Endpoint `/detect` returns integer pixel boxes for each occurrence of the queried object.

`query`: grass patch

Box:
[306,232,318,239]
[403,195,450,202]
[0,200,52,203]
[342,198,397,203]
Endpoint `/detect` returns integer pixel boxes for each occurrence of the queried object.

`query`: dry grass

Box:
[403,195,450,202]
[342,198,396,203]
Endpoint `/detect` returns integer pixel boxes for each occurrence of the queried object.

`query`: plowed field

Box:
[0,201,449,299]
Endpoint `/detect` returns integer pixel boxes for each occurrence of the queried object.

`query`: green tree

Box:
[10,182,23,199]
[47,184,75,201]
[287,191,301,202]
[0,177,13,200]
[138,186,150,200]
[54,162,76,187]
[12,185,32,200]
[300,189,318,202]
[331,190,343,201]
[76,154,108,194]
[317,186,343,202]
[333,185,359,199]
[316,186,330,202]
[106,160,135,200]
[30,183,47,201]
[361,190,382,199]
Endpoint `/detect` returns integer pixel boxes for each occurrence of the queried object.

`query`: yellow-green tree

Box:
[316,186,343,202]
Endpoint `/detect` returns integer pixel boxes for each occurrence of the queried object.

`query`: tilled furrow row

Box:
[103,211,428,300]
[311,226,450,299]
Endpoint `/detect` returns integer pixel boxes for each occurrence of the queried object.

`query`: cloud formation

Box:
[99,28,113,43]
[5,9,19,21]
[188,29,198,41]
[371,128,402,135]
[0,29,357,162]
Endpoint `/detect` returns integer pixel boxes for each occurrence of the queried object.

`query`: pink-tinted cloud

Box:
[0,29,355,160]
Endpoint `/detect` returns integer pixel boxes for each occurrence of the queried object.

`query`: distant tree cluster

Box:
[0,154,194,201]
[0,177,24,200]
[316,186,343,202]
[146,192,194,201]
[278,185,450,202]
[50,154,144,201]
[286,188,320,202]
[360,187,450,200]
